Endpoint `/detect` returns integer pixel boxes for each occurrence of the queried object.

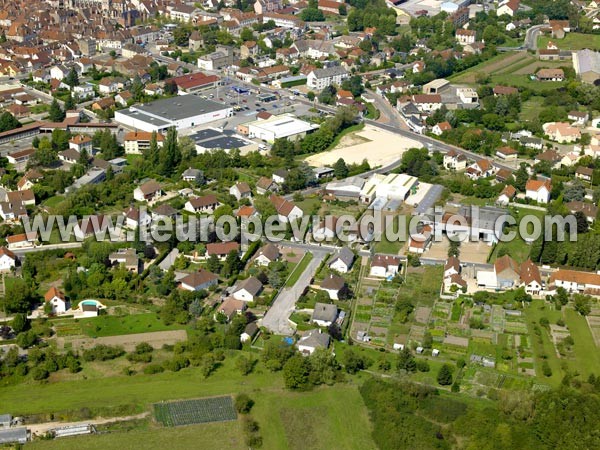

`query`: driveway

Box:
[261,251,328,335]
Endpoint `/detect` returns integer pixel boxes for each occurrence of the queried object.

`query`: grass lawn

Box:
[79,313,186,338]
[538,32,600,51]
[5,355,376,450]
[520,96,545,122]
[284,253,313,288]
[28,421,245,450]
[43,195,66,209]
[524,300,564,386]
[563,308,600,378]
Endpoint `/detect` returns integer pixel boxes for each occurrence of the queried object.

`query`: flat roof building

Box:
[115,95,232,133]
[246,113,319,143]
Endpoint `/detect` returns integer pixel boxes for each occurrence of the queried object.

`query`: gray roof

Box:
[458,205,509,232]
[243,321,259,337]
[311,66,348,79]
[574,49,600,75]
[311,302,338,322]
[182,167,203,179]
[320,274,345,291]
[330,247,354,268]
[298,329,330,349]
[255,243,279,262]
[234,276,263,296]
[159,248,179,271]
[120,95,229,125]
[0,427,27,444]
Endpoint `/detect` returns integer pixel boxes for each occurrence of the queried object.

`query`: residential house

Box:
[0,247,17,272]
[466,159,495,180]
[543,121,581,143]
[256,176,278,194]
[549,269,600,294]
[7,232,37,250]
[109,248,140,273]
[520,258,542,295]
[412,94,442,113]
[370,254,401,278]
[497,0,520,17]
[497,185,517,206]
[307,66,349,90]
[495,255,521,289]
[253,243,280,266]
[215,298,247,322]
[229,182,252,201]
[575,166,594,183]
[180,269,219,291]
[152,204,178,221]
[123,206,151,229]
[124,131,164,155]
[455,29,476,45]
[69,135,93,154]
[525,178,552,204]
[133,180,163,202]
[568,110,589,125]
[240,322,259,343]
[329,247,355,273]
[408,224,433,254]
[206,242,240,260]
[566,201,598,222]
[297,329,330,355]
[319,275,346,301]
[443,150,467,171]
[232,277,263,302]
[270,195,303,223]
[311,302,338,327]
[444,256,461,279]
[432,121,452,136]
[536,68,564,82]
[182,167,204,184]
[44,287,68,314]
[185,195,221,214]
[496,147,518,160]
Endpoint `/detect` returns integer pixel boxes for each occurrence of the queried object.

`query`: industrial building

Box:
[359,173,419,205]
[114,95,233,133]
[240,113,319,143]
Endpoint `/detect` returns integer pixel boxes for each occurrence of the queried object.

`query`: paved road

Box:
[261,250,329,335]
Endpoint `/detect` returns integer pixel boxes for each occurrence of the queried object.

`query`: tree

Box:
[397,347,416,373]
[11,313,29,333]
[65,68,79,87]
[333,158,349,179]
[64,94,75,111]
[437,363,453,385]
[564,180,586,202]
[33,137,57,166]
[236,355,255,375]
[164,80,178,96]
[131,75,144,102]
[206,254,222,273]
[282,354,311,389]
[307,91,315,101]
[342,348,368,374]
[575,211,589,234]
[159,127,181,176]
[235,393,254,413]
[48,98,65,122]
[0,111,21,132]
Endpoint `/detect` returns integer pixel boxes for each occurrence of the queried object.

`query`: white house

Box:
[0,247,17,272]
[549,269,600,294]
[133,180,163,202]
[443,150,467,171]
[329,247,355,273]
[319,275,345,300]
[253,243,280,266]
[232,277,263,302]
[297,329,330,355]
[311,303,338,327]
[44,287,68,314]
[370,254,401,278]
[525,178,551,204]
[270,195,303,223]
[180,269,219,291]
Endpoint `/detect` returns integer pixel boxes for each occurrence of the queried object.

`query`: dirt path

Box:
[28,412,150,436]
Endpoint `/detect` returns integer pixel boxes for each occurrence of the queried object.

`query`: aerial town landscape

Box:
[2,0,600,448]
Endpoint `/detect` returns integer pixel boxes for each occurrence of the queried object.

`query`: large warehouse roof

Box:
[130,95,228,121]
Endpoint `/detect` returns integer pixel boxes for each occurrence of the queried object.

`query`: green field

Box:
[28,421,245,450]
[563,308,600,378]
[284,253,313,287]
[520,96,545,122]
[4,356,376,450]
[538,32,600,51]
[79,313,186,338]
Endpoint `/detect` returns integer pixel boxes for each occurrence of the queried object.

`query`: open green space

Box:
[284,253,313,288]
[563,308,600,378]
[538,32,600,51]
[154,396,236,427]
[79,313,186,338]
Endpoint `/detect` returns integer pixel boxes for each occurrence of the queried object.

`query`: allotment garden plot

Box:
[154,396,237,427]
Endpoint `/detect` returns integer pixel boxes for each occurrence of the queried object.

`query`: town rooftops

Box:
[321,274,345,291]
[206,241,240,256]
[526,178,551,192]
[494,254,519,276]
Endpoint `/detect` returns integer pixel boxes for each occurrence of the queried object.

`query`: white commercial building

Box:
[359,173,418,204]
[307,66,349,90]
[246,113,319,143]
[114,95,233,133]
